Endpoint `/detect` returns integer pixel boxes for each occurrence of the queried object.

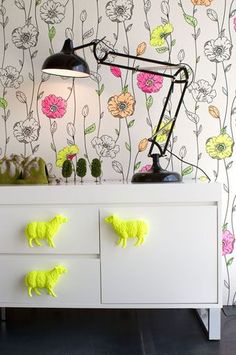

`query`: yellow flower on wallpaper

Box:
[154,119,172,144]
[150,23,174,47]
[206,133,234,160]
[108,92,135,118]
[56,145,79,167]
[191,0,213,6]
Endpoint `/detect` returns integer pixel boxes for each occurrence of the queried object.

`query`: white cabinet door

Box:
[100,206,218,305]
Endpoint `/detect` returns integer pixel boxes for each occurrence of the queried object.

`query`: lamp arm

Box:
[92,43,189,83]
[71,38,189,160]
[72,39,189,83]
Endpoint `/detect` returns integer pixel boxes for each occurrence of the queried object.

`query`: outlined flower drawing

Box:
[137,72,163,94]
[188,80,216,103]
[91,135,120,158]
[56,145,79,167]
[204,36,232,62]
[0,66,23,89]
[13,117,40,143]
[41,94,67,119]
[40,0,66,24]
[108,92,135,118]
[105,0,134,22]
[206,133,234,160]
[12,22,39,49]
[150,23,173,47]
[95,39,115,62]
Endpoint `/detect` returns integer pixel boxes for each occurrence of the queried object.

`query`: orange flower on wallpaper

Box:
[208,105,220,119]
[136,42,147,56]
[138,138,149,152]
[108,92,135,118]
[191,0,213,6]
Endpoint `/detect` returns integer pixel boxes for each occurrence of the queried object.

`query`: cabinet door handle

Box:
[105,214,149,248]
[25,214,68,248]
[25,265,68,297]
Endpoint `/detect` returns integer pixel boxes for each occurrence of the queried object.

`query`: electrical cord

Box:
[166,148,211,182]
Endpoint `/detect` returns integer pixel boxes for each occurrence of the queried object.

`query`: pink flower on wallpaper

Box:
[234,18,236,31]
[110,66,122,78]
[137,72,163,94]
[222,230,235,256]
[140,164,152,173]
[41,94,67,119]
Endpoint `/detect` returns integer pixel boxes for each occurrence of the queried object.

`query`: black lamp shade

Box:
[42,39,90,78]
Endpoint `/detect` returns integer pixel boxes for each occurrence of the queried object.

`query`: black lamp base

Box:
[131,154,182,183]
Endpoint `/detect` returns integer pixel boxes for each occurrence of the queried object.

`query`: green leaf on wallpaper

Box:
[122,85,129,94]
[37,91,44,100]
[222,223,228,232]
[220,126,227,135]
[49,26,56,40]
[155,46,168,54]
[128,119,135,128]
[224,280,229,289]
[50,143,56,152]
[181,165,193,176]
[227,257,234,266]
[125,142,131,152]
[85,123,96,135]
[171,39,176,47]
[0,97,7,109]
[96,84,104,96]
[134,161,141,171]
[32,144,40,154]
[183,14,198,28]
[49,48,53,55]
[146,95,153,110]
[36,0,42,5]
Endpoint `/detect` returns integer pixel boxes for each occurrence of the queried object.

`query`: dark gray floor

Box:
[0,308,236,355]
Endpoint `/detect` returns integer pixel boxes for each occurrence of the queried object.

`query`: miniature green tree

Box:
[76,158,87,183]
[62,159,72,183]
[91,158,102,183]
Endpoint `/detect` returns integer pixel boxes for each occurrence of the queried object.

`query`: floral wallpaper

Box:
[0,0,236,304]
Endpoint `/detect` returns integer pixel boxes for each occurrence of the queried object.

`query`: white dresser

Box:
[0,182,221,339]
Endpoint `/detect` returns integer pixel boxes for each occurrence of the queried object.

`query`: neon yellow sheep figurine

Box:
[105,214,149,248]
[25,265,67,297]
[25,215,68,248]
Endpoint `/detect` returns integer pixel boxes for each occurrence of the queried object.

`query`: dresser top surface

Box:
[0,182,221,204]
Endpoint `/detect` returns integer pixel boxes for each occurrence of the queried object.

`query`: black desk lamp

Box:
[42,38,189,183]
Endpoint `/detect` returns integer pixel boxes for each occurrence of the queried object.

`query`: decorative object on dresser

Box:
[0,155,48,184]
[76,158,87,183]
[42,38,189,183]
[91,158,102,183]
[25,215,68,248]
[0,183,221,340]
[25,265,68,297]
[105,214,149,248]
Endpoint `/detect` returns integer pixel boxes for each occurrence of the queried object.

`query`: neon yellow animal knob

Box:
[105,214,149,248]
[25,215,68,248]
[25,265,68,298]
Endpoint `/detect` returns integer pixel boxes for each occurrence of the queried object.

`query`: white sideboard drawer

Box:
[100,206,218,304]
[0,206,99,254]
[0,255,100,307]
